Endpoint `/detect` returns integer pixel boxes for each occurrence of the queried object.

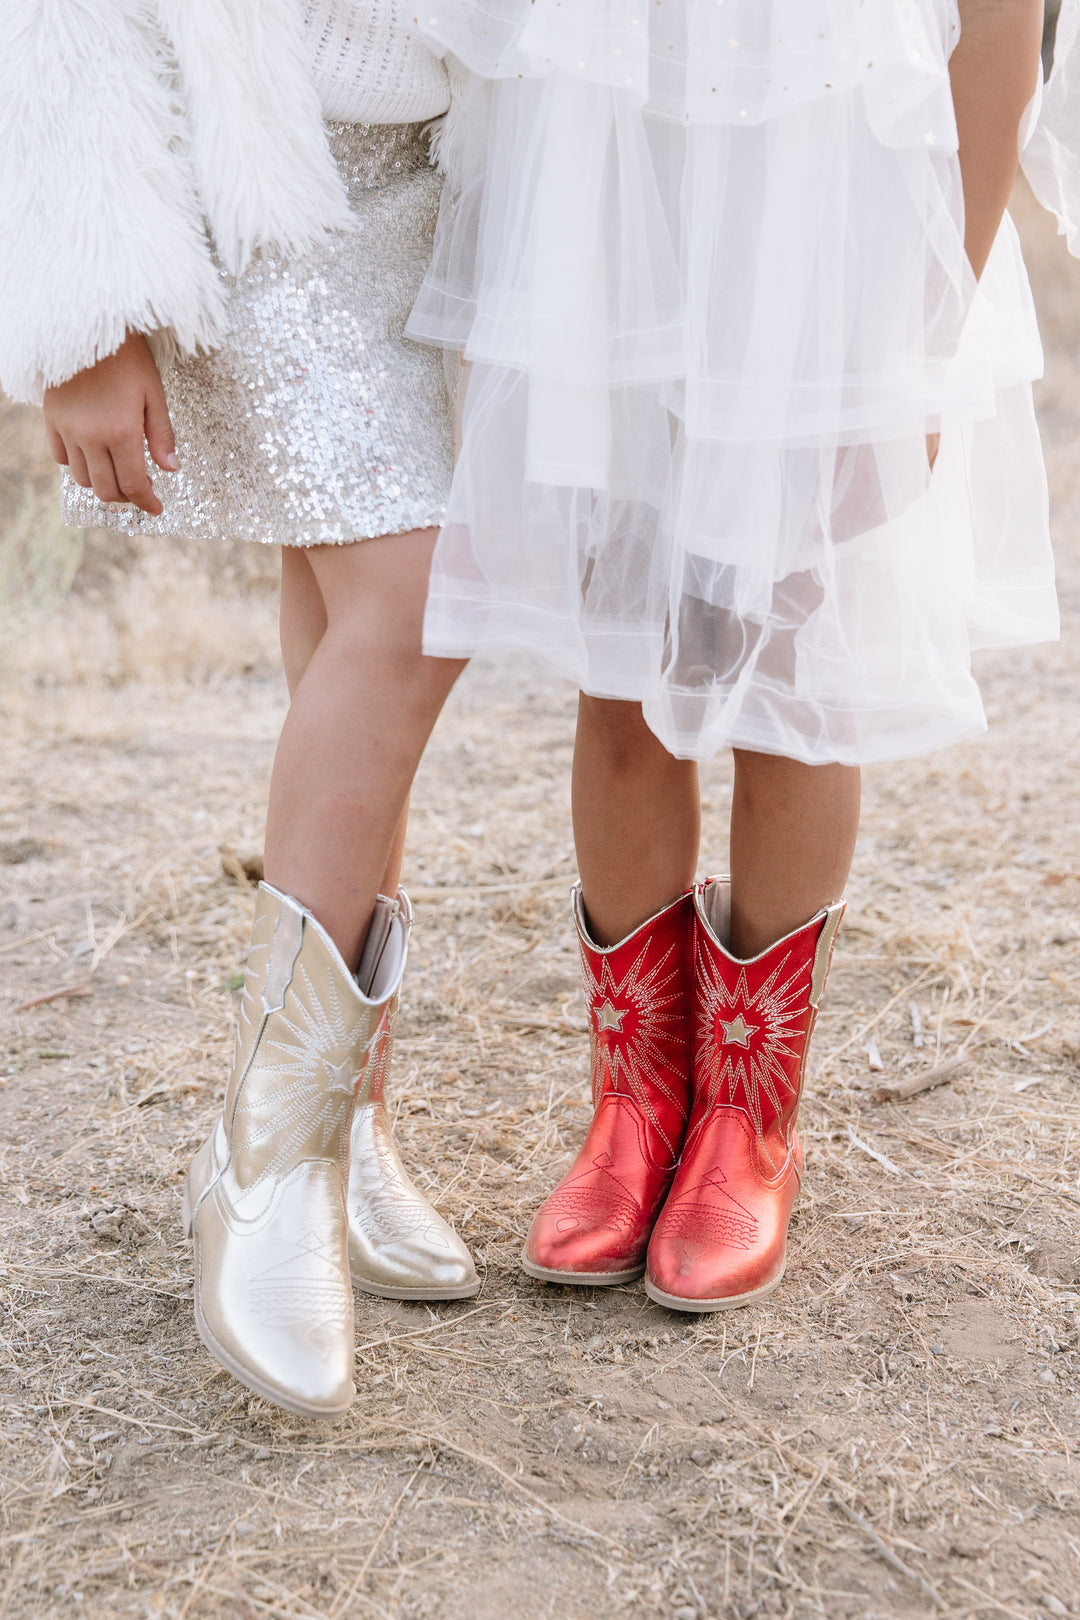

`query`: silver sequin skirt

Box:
[62,123,454,547]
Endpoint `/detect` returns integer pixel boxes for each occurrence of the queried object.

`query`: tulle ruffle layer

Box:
[409,1,1058,764]
[1024,0,1080,254]
[420,0,962,142]
[426,369,1055,764]
[413,67,1039,449]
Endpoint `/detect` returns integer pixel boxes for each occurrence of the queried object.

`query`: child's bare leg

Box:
[278,547,410,900]
[279,546,328,697]
[572,695,699,946]
[572,698,859,955]
[265,529,466,967]
[729,750,860,958]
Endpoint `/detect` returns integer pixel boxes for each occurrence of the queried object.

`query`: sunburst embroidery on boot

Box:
[232,962,365,1183]
[580,939,690,1156]
[354,1003,395,1107]
[693,947,810,1139]
[232,925,273,1070]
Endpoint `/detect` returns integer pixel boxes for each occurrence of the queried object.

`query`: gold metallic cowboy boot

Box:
[182,882,389,1418]
[346,890,480,1301]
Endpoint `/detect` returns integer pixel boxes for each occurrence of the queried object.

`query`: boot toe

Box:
[422,1250,479,1296]
[384,1229,478,1295]
[648,1241,743,1301]
[243,1328,355,1416]
[524,1203,645,1279]
[195,1258,356,1417]
[428,1226,479,1292]
[349,1215,480,1298]
[646,1220,785,1308]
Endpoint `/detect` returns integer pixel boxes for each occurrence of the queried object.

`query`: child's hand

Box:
[43,332,177,517]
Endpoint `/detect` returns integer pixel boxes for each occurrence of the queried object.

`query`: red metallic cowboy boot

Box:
[645,878,843,1311]
[522,886,694,1285]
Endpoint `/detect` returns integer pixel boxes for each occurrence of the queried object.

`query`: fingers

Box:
[41,333,177,515]
[83,447,125,507]
[45,425,69,467]
[67,445,92,491]
[144,371,179,473]
[63,435,163,515]
[80,442,162,515]
[111,436,164,516]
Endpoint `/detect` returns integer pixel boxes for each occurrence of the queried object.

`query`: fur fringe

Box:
[0,0,226,404]
[158,0,352,275]
[0,0,353,403]
[425,55,469,179]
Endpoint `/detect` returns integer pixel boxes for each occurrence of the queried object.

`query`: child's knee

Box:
[578,695,671,775]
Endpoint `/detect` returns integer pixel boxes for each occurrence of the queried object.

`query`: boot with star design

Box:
[645,877,844,1312]
[182,882,477,1417]
[522,885,694,1285]
[182,883,372,1416]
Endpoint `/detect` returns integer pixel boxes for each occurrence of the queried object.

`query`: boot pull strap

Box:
[357,893,410,1001]
[809,902,845,1009]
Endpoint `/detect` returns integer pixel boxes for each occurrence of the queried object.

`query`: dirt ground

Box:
[1,181,1079,1620]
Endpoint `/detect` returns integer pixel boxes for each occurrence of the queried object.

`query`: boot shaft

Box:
[690,879,844,1152]
[575,885,695,1166]
[353,889,412,1112]
[223,884,410,1192]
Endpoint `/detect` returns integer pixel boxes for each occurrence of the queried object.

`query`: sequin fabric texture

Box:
[62,124,454,547]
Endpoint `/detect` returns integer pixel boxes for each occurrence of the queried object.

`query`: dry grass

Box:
[0,181,1079,1619]
[0,411,280,691]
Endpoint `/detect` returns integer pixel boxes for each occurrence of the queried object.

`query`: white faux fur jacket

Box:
[0,0,363,405]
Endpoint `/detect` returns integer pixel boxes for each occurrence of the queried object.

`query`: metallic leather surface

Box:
[346,898,479,1300]
[184,882,404,1417]
[63,122,454,547]
[522,887,695,1285]
[645,880,845,1312]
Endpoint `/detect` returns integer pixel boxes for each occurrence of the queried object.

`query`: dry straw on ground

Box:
[1,182,1079,1620]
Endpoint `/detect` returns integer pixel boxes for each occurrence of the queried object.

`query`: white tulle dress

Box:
[408,0,1059,765]
[1026,0,1080,255]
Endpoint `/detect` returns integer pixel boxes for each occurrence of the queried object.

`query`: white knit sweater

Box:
[0,0,448,405]
[305,0,449,122]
